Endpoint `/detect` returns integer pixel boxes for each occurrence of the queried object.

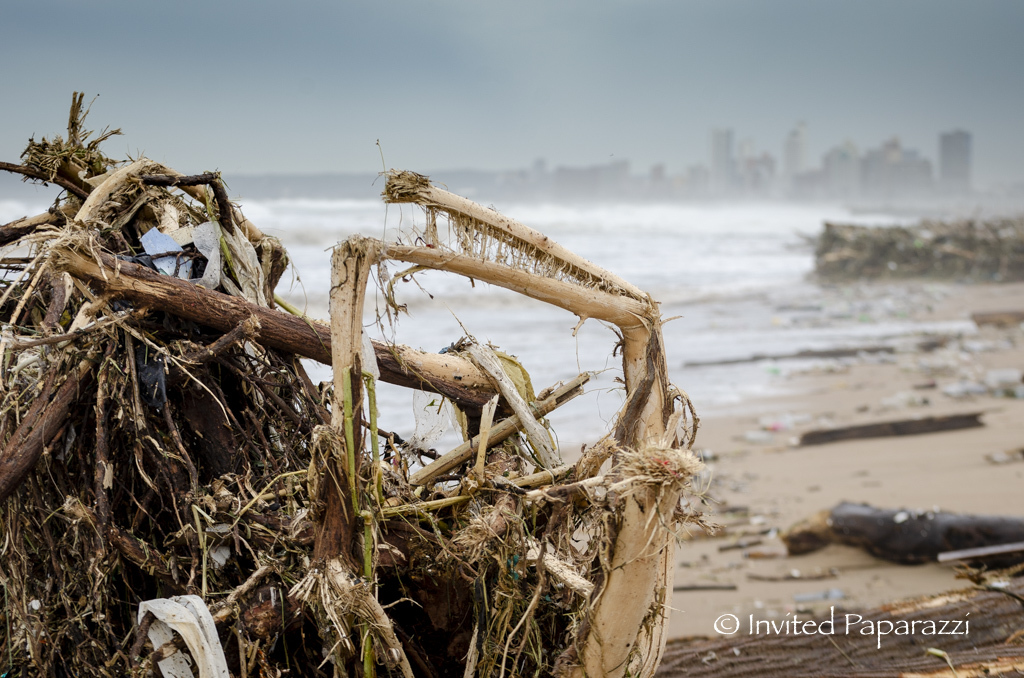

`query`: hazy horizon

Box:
[3,1,1023,188]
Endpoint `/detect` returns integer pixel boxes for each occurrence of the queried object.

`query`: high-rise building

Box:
[710,128,735,195]
[939,130,971,194]
[861,138,933,198]
[783,122,807,181]
[822,141,860,198]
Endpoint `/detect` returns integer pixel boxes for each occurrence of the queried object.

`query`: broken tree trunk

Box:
[781,502,1024,564]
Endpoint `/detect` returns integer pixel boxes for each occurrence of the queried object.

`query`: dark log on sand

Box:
[55,248,498,407]
[798,412,983,446]
[781,502,1024,564]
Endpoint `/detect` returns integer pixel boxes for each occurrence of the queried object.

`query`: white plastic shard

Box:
[189,221,223,290]
[157,203,181,234]
[137,595,230,678]
[219,222,268,306]
[408,390,456,454]
[140,227,192,280]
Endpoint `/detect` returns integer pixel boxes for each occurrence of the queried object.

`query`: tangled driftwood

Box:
[0,95,703,677]
[815,218,1024,281]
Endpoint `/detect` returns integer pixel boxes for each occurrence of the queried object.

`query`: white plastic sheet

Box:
[190,221,223,291]
[137,595,230,678]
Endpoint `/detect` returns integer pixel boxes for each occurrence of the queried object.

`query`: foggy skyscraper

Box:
[710,128,735,194]
[939,130,972,194]
[783,122,808,182]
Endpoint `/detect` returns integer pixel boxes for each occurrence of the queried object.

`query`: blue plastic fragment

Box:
[140,228,192,279]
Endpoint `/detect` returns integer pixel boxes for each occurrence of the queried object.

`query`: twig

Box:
[94,346,115,530]
[0,160,90,200]
[163,407,199,495]
[129,612,156,668]
[410,373,590,486]
[140,173,234,233]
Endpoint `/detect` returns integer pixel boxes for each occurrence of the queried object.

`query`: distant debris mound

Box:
[814,217,1024,281]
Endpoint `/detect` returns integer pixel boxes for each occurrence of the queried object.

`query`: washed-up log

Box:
[686,345,896,367]
[781,502,1024,564]
[799,412,983,446]
[972,310,1024,328]
[54,247,498,406]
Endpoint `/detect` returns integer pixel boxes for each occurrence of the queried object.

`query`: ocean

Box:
[1,197,974,451]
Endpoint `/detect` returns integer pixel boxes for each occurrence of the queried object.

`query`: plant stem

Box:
[342,369,358,516]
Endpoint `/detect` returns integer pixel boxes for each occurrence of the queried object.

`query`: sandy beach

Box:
[669,281,1024,639]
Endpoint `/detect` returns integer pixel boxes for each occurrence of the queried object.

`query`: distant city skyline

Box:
[1,1,1022,188]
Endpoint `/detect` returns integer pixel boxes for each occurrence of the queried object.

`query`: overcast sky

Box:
[2,1,1022,186]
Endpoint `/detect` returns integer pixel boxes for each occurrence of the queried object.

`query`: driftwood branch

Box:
[0,160,91,200]
[383,170,646,301]
[140,173,234,234]
[0,360,93,504]
[0,211,62,247]
[54,247,498,407]
[465,340,560,468]
[409,373,590,486]
[384,244,647,328]
[799,412,984,446]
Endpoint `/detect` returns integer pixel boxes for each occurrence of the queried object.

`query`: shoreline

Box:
[669,281,1024,639]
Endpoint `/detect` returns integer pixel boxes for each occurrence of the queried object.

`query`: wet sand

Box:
[669,282,1024,639]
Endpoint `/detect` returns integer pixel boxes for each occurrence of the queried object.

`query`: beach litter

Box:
[0,95,705,677]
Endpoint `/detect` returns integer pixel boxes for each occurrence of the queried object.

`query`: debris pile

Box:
[815,218,1024,281]
[0,96,703,677]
